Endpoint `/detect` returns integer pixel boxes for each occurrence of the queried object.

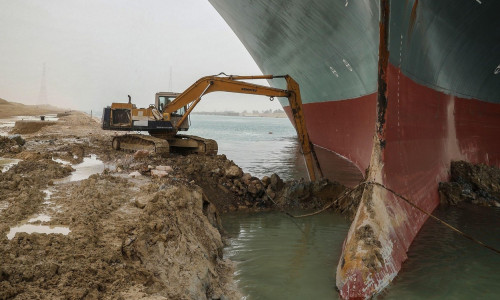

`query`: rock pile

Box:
[122,152,353,214]
[439,160,500,207]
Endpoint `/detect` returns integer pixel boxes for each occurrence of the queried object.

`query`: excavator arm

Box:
[164,74,323,181]
[163,75,289,115]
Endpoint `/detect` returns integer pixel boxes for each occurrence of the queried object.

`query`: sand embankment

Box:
[0,97,65,118]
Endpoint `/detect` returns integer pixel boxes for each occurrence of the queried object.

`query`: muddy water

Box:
[4,155,106,240]
[0,158,21,172]
[53,154,105,183]
[6,224,70,240]
[0,114,59,135]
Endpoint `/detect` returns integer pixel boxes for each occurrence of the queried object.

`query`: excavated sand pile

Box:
[11,120,57,134]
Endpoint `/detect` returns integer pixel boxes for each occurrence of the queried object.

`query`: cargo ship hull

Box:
[210,0,500,298]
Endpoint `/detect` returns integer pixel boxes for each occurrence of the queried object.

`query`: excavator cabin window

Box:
[158,96,176,112]
[172,106,186,117]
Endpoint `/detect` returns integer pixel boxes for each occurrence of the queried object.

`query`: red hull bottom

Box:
[286,63,500,299]
[284,94,377,187]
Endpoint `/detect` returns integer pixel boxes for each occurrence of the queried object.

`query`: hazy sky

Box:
[0,0,282,113]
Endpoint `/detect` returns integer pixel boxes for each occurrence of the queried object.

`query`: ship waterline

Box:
[210,0,500,298]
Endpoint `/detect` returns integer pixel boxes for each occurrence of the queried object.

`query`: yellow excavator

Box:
[101,74,322,180]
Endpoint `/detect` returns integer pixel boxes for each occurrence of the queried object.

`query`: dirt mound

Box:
[439,161,500,207]
[0,174,239,299]
[11,120,57,134]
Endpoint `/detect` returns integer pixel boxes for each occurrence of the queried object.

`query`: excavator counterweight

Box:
[101,74,322,181]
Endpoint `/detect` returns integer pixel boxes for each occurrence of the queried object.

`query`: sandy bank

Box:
[0,98,65,119]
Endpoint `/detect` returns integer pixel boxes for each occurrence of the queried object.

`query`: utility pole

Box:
[169,66,173,91]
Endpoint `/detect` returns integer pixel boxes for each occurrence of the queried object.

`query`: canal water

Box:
[189,114,500,299]
[188,114,308,180]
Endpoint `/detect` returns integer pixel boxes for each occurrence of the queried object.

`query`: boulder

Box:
[8,134,25,146]
[151,169,168,178]
[241,173,252,184]
[261,176,270,187]
[247,183,258,195]
[133,150,151,159]
[270,173,284,191]
[225,166,243,179]
[156,165,173,173]
[129,171,142,178]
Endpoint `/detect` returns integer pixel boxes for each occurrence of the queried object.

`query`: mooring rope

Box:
[258,179,307,234]
[288,181,500,255]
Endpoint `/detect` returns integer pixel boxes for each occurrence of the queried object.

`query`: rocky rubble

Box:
[0,135,25,155]
[116,153,358,216]
[439,160,500,207]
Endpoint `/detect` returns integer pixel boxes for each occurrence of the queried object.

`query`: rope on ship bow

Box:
[289,181,500,255]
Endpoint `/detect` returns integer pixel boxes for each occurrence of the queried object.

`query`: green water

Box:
[190,115,500,299]
[223,212,349,299]
[188,114,307,180]
[223,206,500,300]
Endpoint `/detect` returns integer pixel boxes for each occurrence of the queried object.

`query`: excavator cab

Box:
[156,93,177,113]
[155,92,189,130]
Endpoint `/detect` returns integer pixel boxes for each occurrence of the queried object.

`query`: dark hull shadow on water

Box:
[314,145,364,188]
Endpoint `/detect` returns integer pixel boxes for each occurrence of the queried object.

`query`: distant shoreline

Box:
[192,111,287,118]
[0,98,66,118]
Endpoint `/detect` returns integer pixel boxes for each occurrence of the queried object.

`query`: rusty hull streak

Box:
[376,0,390,149]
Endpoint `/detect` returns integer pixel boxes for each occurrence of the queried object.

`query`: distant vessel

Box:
[210,0,500,298]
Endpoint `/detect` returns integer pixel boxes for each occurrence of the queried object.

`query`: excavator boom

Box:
[164,75,289,115]
[163,74,322,181]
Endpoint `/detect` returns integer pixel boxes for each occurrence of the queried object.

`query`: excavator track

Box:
[170,134,218,155]
[112,134,170,156]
